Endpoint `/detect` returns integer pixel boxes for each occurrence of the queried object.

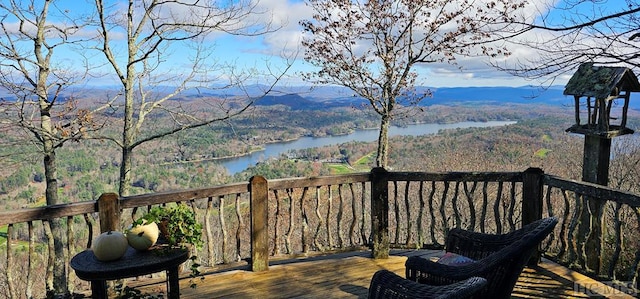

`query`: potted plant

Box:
[135,204,204,249]
[133,204,204,287]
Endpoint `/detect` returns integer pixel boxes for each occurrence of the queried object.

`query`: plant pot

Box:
[156,218,171,245]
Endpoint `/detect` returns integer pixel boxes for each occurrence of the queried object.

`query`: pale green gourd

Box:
[127,221,160,250]
[92,231,128,262]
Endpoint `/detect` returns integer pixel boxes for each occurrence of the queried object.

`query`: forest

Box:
[2,98,639,212]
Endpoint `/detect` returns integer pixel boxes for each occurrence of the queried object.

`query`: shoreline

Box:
[162,120,516,169]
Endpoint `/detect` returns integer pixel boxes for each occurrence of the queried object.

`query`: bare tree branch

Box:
[92,0,288,196]
[300,0,530,168]
[493,1,640,82]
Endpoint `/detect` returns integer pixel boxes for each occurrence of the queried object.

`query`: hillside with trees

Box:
[0,99,595,209]
[232,105,640,197]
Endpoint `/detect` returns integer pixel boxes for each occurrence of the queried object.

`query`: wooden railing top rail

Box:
[544,174,640,207]
[0,175,372,227]
[119,182,251,209]
[0,183,253,227]
[0,201,97,227]
[386,171,524,182]
[267,173,371,189]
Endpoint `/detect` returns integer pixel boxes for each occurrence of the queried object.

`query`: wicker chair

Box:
[368,269,487,299]
[405,217,558,299]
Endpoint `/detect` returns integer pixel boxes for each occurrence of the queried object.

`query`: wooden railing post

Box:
[522,167,544,225]
[250,175,269,272]
[371,167,389,259]
[97,193,120,233]
[522,167,544,265]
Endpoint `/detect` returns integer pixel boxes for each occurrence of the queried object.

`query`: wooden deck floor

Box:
[125,250,635,298]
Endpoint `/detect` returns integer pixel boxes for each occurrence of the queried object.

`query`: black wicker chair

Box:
[405,217,558,299]
[368,269,487,299]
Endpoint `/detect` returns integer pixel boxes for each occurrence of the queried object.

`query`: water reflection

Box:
[221,121,516,174]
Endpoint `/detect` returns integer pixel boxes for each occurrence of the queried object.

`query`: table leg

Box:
[90,280,108,299]
[167,266,180,299]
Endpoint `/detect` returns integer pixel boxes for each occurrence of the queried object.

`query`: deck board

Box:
[125,250,635,298]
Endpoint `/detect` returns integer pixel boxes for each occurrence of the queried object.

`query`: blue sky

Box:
[4,0,637,88]
[251,0,626,87]
[201,0,636,88]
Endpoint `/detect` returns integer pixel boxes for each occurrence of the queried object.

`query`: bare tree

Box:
[492,2,640,274]
[0,0,105,296]
[93,0,289,196]
[495,1,640,81]
[300,0,530,168]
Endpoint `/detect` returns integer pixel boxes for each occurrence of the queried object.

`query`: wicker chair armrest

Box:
[446,218,554,259]
[369,269,487,299]
[405,256,490,285]
[447,228,520,247]
[445,229,515,259]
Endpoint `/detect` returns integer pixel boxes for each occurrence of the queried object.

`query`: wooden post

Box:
[97,193,120,233]
[250,175,269,272]
[579,135,611,275]
[522,167,544,226]
[371,167,389,259]
[582,135,611,186]
[522,167,544,265]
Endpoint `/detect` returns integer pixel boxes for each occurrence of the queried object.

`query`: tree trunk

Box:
[44,150,68,296]
[118,52,136,196]
[118,83,135,196]
[41,97,68,296]
[42,121,59,208]
[119,146,133,196]
[376,115,390,168]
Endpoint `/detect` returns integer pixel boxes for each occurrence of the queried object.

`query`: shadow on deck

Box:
[128,250,635,298]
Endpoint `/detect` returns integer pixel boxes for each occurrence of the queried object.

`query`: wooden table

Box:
[70,245,189,299]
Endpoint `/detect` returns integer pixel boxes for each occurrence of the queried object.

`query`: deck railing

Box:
[542,175,640,283]
[1,167,639,298]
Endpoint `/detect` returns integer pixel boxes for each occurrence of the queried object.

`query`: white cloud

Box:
[253,0,313,56]
[6,0,625,88]
[247,0,576,87]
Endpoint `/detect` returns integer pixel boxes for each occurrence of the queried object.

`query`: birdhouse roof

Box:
[563,63,640,99]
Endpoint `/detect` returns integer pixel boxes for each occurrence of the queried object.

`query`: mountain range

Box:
[251,85,581,110]
[3,85,637,111]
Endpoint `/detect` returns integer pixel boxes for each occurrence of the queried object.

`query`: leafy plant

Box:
[135,204,203,249]
[134,204,204,287]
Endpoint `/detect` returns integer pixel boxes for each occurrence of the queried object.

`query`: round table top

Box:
[70,245,190,281]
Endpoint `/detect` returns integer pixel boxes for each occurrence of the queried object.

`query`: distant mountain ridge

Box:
[251,85,588,110]
[424,86,568,106]
[3,85,637,110]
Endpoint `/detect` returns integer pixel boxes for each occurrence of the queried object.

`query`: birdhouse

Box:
[564,63,640,137]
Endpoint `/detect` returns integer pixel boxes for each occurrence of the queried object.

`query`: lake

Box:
[221,120,516,174]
